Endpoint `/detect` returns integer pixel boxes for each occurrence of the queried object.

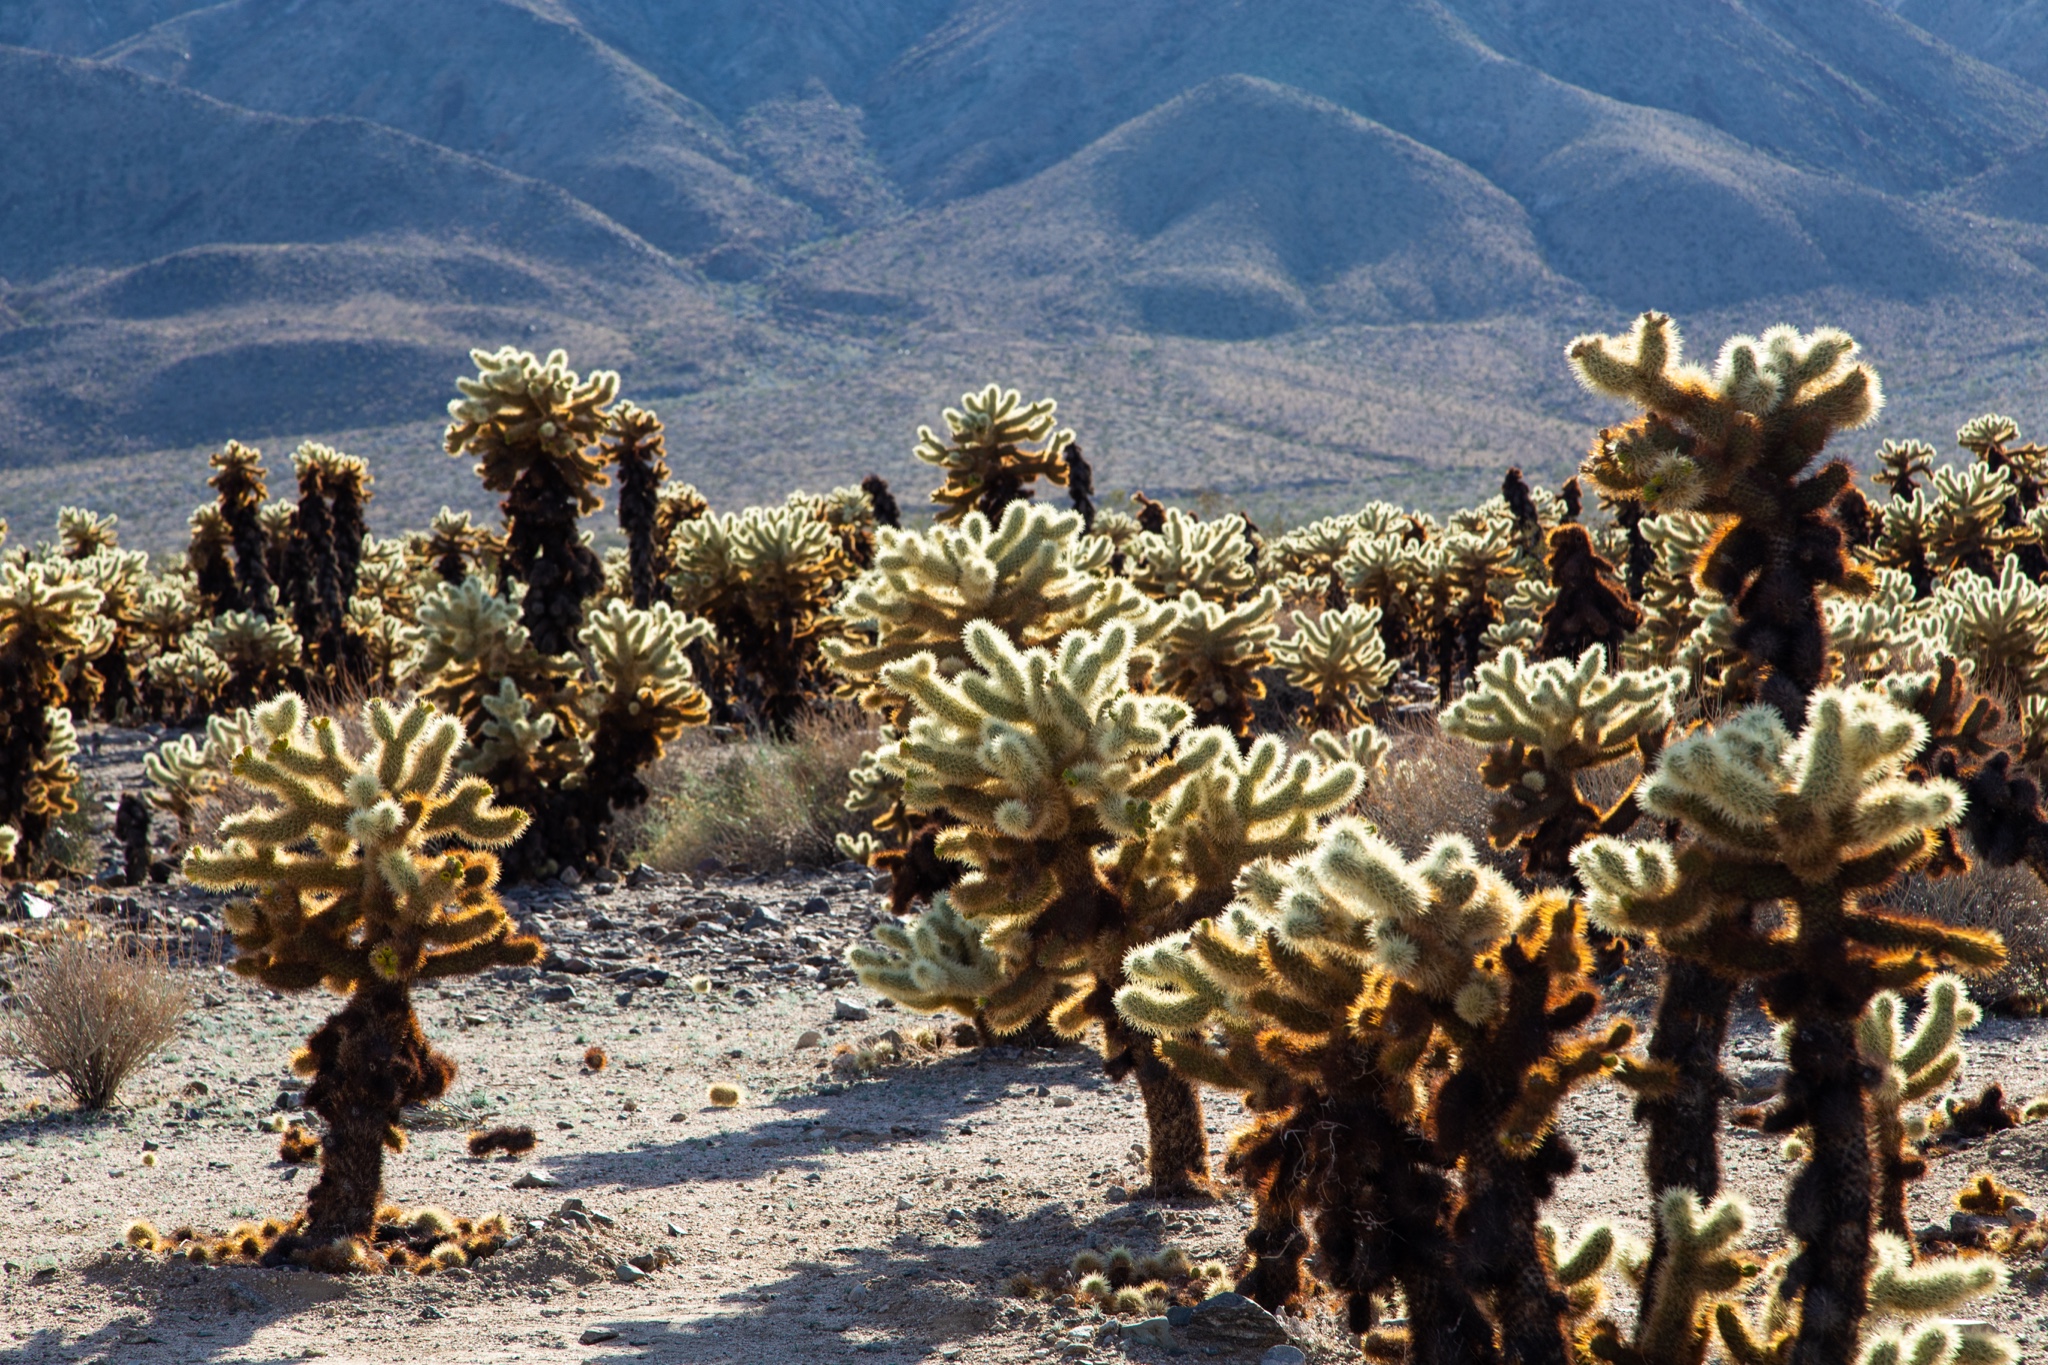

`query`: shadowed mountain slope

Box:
[5,0,2048,542]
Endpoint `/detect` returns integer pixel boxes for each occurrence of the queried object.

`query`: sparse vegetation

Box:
[2,933,189,1110]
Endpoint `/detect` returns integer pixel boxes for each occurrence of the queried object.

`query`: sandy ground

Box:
[1,728,2046,1363]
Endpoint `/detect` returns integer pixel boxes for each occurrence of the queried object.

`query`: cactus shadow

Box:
[577,1201,1168,1365]
[543,1045,1109,1191]
[0,1257,341,1364]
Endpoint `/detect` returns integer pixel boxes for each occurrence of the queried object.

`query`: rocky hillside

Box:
[7,0,2048,541]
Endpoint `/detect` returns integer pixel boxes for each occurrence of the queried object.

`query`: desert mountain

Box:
[5,0,2048,543]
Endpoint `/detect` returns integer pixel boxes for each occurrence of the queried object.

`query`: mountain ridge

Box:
[4,0,2048,546]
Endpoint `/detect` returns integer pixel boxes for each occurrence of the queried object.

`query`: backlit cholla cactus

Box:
[143,706,257,848]
[1481,577,1554,658]
[573,599,711,818]
[850,620,1358,1195]
[1126,508,1260,603]
[823,502,1155,724]
[207,441,278,619]
[445,347,618,653]
[283,443,373,682]
[1876,439,1936,499]
[1862,975,1980,1244]
[790,484,882,570]
[55,506,119,560]
[1338,529,1427,662]
[182,695,538,1270]
[1923,555,2048,709]
[0,562,103,872]
[417,508,494,585]
[1117,826,1631,1362]
[1149,587,1282,738]
[1574,690,1999,1361]
[1571,312,1882,724]
[915,384,1073,523]
[405,579,566,737]
[668,504,849,732]
[1536,525,1642,665]
[1440,646,1679,884]
[845,894,1005,1020]
[200,609,303,709]
[1921,463,2036,580]
[1272,604,1397,730]
[68,543,148,720]
[1269,514,1363,608]
[1824,568,1931,678]
[605,402,670,609]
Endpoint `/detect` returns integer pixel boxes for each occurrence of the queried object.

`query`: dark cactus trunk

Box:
[280,983,454,1261]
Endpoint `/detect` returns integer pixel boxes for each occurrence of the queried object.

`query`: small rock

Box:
[801,896,830,916]
[1185,1293,1289,1351]
[616,1262,646,1283]
[1166,1305,1196,1328]
[732,987,756,1003]
[867,873,892,895]
[834,997,871,1022]
[536,985,576,1004]
[666,1221,687,1237]
[419,1305,445,1320]
[20,893,53,920]
[2008,1205,2039,1226]
[944,1208,967,1223]
[201,992,226,1008]
[511,1169,562,1190]
[579,1328,618,1345]
[1105,1185,1129,1203]
[1125,1317,1177,1349]
[895,1196,915,1211]
[795,1029,823,1050]
[741,908,784,932]
[1261,1347,1307,1365]
[1052,1095,1074,1108]
[558,867,582,888]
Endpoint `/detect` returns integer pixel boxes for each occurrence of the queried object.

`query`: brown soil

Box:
[2,730,2047,1362]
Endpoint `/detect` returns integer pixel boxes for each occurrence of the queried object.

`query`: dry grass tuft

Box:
[628,708,880,872]
[1358,718,1516,875]
[2,934,189,1109]
[1881,861,2048,1012]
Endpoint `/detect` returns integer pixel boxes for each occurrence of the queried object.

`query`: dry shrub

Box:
[627,708,880,872]
[1359,718,1516,874]
[1881,860,2048,1012]
[2,934,189,1108]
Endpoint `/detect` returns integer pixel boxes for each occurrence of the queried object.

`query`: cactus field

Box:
[8,317,2048,1362]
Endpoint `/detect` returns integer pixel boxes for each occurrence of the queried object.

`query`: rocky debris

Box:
[579,1327,617,1345]
[511,1168,563,1189]
[1260,1347,1307,1365]
[1182,1293,1291,1352]
[834,996,871,1022]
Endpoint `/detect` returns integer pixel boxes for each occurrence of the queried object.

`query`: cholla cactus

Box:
[0,562,103,871]
[1149,587,1281,737]
[1127,508,1259,602]
[143,707,257,847]
[417,508,494,585]
[1272,604,1396,730]
[1572,312,1882,724]
[144,643,230,723]
[1876,439,1936,499]
[574,599,711,816]
[605,402,670,608]
[1441,646,1678,883]
[914,384,1073,523]
[1716,1232,2014,1365]
[1270,515,1362,608]
[1921,463,2037,579]
[847,894,1005,1018]
[182,694,538,1269]
[1337,529,1427,663]
[1574,689,1999,1360]
[824,502,1154,723]
[1482,577,1554,657]
[1118,825,1629,1359]
[1536,525,1641,665]
[855,619,1358,1194]
[405,579,564,734]
[445,347,618,653]
[283,443,373,682]
[187,505,239,615]
[200,609,302,708]
[668,504,848,731]
[1862,975,1980,1243]
[55,507,119,560]
[1923,556,2048,709]
[207,441,277,619]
